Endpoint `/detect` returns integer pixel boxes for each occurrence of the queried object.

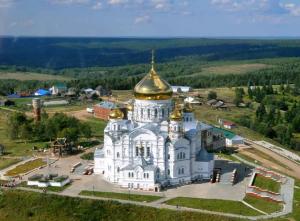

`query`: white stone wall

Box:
[133,99,172,123]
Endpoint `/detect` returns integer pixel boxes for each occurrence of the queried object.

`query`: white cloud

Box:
[151,0,171,11]
[281,3,300,16]
[107,0,128,5]
[92,1,103,9]
[134,15,151,24]
[0,0,15,8]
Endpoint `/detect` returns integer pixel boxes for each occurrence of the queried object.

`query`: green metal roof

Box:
[213,127,236,139]
[54,83,67,89]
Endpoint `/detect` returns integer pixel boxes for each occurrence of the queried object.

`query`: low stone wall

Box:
[246,169,284,203]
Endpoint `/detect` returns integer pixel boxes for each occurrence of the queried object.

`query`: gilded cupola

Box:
[170,106,182,121]
[134,50,173,100]
[109,108,124,120]
[126,103,133,111]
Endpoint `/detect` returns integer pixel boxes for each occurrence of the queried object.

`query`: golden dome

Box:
[126,103,133,111]
[170,108,182,121]
[134,51,173,100]
[183,102,194,113]
[109,108,124,120]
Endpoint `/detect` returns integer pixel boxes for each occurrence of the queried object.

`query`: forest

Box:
[0,37,300,94]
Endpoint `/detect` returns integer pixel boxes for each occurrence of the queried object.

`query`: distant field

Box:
[188,63,272,77]
[0,72,72,81]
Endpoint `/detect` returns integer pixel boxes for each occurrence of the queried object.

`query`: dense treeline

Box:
[1,37,300,69]
[238,82,300,150]
[1,57,300,95]
[7,112,91,142]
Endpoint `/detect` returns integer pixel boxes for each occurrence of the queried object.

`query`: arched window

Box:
[113,124,116,130]
[147,173,149,178]
[117,167,120,173]
[131,172,134,177]
[177,153,180,160]
[167,169,170,175]
[135,146,139,156]
[181,168,184,174]
[147,109,150,118]
[146,146,150,157]
[162,109,165,117]
[168,154,170,160]
[118,125,120,130]
[141,146,144,156]
[144,173,146,178]
[117,152,120,158]
[154,109,158,118]
[178,168,181,175]
[141,108,143,118]
[128,172,131,177]
[183,152,185,159]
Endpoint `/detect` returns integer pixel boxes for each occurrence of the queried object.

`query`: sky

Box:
[0,0,300,37]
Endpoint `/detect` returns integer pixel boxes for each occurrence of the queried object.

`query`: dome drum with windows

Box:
[134,51,173,100]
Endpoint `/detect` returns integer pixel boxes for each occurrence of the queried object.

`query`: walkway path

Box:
[244,139,300,179]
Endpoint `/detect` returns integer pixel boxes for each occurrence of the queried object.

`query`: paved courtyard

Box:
[18,152,251,201]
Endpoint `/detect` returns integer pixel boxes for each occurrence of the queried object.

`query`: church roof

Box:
[196,148,214,162]
[134,51,173,100]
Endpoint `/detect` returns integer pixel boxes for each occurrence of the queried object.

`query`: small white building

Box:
[226,135,244,147]
[49,83,67,95]
[184,97,201,104]
[172,86,192,93]
[213,127,244,147]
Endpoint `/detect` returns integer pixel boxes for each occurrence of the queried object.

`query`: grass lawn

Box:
[4,158,46,177]
[85,117,106,140]
[243,195,282,214]
[0,190,245,221]
[0,158,21,170]
[252,175,281,193]
[165,197,261,216]
[264,180,300,221]
[0,72,72,81]
[80,190,162,203]
[18,181,71,192]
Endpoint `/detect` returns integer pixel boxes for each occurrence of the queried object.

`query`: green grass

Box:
[262,180,300,221]
[80,152,94,160]
[4,158,46,177]
[253,175,281,193]
[165,197,261,216]
[0,190,244,221]
[243,195,282,214]
[0,72,72,81]
[85,118,106,139]
[80,190,162,203]
[0,158,21,170]
[18,181,71,192]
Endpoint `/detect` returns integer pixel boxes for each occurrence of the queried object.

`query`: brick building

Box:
[94,101,126,120]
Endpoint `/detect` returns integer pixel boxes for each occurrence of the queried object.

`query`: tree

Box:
[234,88,244,107]
[81,123,92,139]
[292,116,300,133]
[7,112,28,139]
[207,91,217,100]
[256,103,267,121]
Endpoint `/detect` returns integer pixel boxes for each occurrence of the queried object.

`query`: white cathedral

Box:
[94,54,214,192]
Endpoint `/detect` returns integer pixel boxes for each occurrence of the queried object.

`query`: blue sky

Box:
[1,0,300,37]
